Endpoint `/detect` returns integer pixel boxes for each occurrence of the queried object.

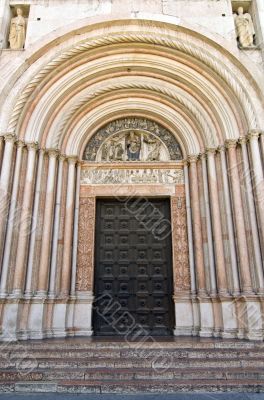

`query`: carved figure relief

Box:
[9,7,26,50]
[234,7,255,48]
[83,118,183,161]
[76,197,95,292]
[171,190,190,292]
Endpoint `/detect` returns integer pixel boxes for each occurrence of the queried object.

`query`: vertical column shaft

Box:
[12,143,38,295]
[71,162,81,296]
[188,155,206,295]
[60,157,77,295]
[25,148,45,295]
[0,141,24,295]
[218,146,240,294]
[49,154,65,296]
[36,149,58,295]
[206,148,228,294]
[201,154,216,294]
[183,161,196,293]
[226,139,252,294]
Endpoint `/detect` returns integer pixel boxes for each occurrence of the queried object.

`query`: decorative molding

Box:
[171,191,190,292]
[81,168,184,185]
[7,31,258,134]
[83,118,183,161]
[76,197,96,292]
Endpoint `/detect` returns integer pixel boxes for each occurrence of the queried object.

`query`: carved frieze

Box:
[76,197,95,292]
[83,118,183,161]
[171,190,190,292]
[81,168,184,185]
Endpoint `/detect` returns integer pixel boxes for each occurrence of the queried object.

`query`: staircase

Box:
[1,337,264,393]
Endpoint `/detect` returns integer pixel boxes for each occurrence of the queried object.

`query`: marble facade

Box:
[0,0,263,341]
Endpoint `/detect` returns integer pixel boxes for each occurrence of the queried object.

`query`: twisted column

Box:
[12,142,38,295]
[247,131,264,244]
[0,141,25,296]
[206,148,228,295]
[36,149,58,295]
[188,155,206,295]
[226,139,252,294]
[60,156,77,296]
[218,145,240,294]
[49,154,66,296]
[200,154,216,295]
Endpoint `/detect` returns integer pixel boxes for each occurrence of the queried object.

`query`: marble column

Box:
[36,149,58,295]
[200,154,216,295]
[71,161,81,296]
[206,148,228,295]
[60,156,77,296]
[247,131,264,244]
[226,139,252,294]
[0,136,5,171]
[183,161,196,294]
[25,148,45,296]
[12,142,38,295]
[239,137,264,292]
[49,154,65,296]
[188,155,206,295]
[218,145,240,295]
[260,132,264,165]
[0,134,16,264]
[0,141,24,296]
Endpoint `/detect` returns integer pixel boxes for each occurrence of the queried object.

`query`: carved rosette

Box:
[76,197,96,291]
[171,187,190,292]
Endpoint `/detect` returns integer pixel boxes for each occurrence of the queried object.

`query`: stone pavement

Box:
[0,394,264,400]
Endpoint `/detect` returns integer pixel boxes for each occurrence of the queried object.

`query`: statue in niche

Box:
[234,7,255,48]
[126,131,141,161]
[144,135,161,161]
[9,7,26,50]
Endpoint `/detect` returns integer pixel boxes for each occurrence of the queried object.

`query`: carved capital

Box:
[46,148,59,158]
[247,130,260,141]
[187,154,199,163]
[225,139,237,149]
[67,155,78,165]
[4,133,16,143]
[16,140,25,148]
[206,147,217,155]
[59,154,67,162]
[238,136,248,145]
[217,145,226,153]
[26,142,39,151]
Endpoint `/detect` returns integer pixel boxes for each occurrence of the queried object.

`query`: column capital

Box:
[67,155,78,165]
[218,145,226,153]
[59,154,67,162]
[26,142,39,151]
[4,133,16,143]
[182,158,189,166]
[206,147,217,155]
[238,136,248,145]
[16,140,25,148]
[187,154,199,163]
[225,139,237,149]
[46,148,59,158]
[247,130,260,141]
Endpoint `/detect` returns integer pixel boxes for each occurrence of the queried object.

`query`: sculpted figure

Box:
[127,131,141,161]
[115,143,124,161]
[234,7,255,48]
[9,7,26,49]
[101,143,108,161]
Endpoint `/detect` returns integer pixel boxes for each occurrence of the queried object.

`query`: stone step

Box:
[2,356,264,370]
[1,367,264,382]
[1,379,263,393]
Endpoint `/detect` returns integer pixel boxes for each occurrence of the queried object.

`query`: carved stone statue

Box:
[9,7,26,50]
[234,7,255,48]
[126,131,141,161]
[115,143,124,161]
[144,135,161,161]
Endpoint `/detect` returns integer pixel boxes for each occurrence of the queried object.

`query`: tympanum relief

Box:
[83,118,183,162]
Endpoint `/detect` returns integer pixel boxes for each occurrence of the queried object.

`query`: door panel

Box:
[93,198,174,336]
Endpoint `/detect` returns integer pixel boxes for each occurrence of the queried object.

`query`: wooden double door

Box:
[93,198,174,336]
